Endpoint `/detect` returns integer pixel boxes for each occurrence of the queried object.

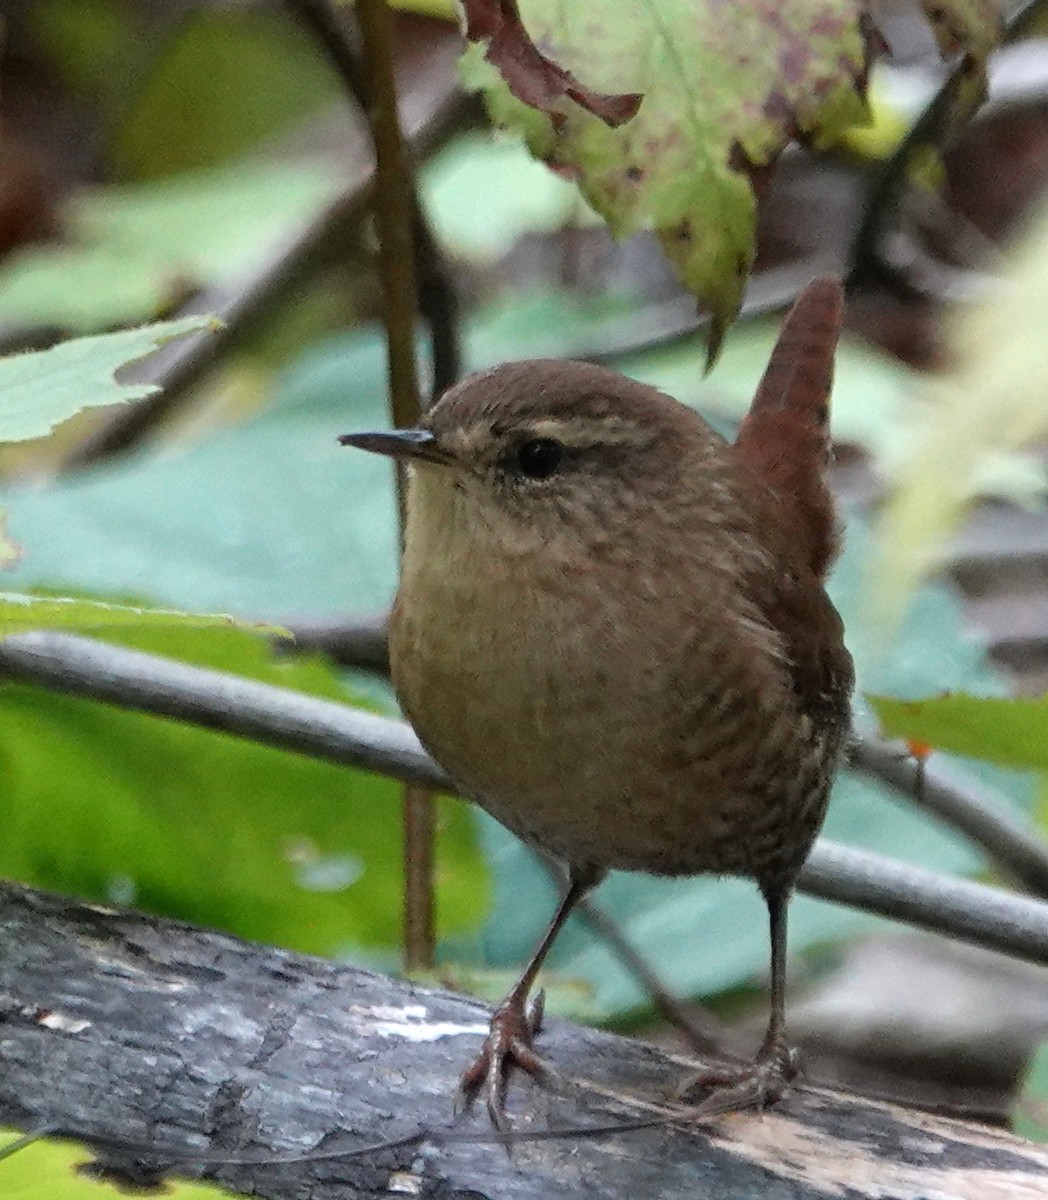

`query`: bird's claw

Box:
[457,990,550,1132]
[676,1036,800,1116]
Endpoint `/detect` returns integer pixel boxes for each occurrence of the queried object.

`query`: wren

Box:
[340,278,854,1129]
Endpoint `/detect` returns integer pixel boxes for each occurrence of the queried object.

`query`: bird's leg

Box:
[678,884,800,1113]
[458,867,594,1131]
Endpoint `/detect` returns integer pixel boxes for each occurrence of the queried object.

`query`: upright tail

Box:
[732,278,844,580]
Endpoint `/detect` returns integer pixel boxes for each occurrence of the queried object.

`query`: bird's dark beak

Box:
[338,428,456,466]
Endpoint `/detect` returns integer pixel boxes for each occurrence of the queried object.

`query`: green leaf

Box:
[0,594,281,639]
[0,1130,224,1197]
[870,692,1048,773]
[0,316,215,442]
[420,132,592,263]
[1015,1042,1048,1142]
[0,622,485,955]
[460,0,872,349]
[0,163,342,332]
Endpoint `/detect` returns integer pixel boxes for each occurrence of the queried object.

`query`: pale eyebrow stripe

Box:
[520,416,648,447]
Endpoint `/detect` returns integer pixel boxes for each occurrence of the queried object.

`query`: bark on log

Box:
[1,880,1046,1200]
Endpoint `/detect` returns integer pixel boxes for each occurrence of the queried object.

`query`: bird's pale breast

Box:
[391,466,849,884]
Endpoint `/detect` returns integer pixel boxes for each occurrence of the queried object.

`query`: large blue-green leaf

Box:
[0,328,398,615]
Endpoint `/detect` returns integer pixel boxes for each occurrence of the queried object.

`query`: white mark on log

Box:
[351,1004,487,1043]
[386,1170,424,1195]
[38,1011,91,1034]
[374,1019,488,1042]
[182,1003,263,1042]
[83,945,190,991]
[367,1005,429,1021]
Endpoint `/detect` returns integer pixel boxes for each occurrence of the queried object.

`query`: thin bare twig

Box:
[284,0,460,399]
[848,65,980,295]
[351,0,434,972]
[573,892,731,1055]
[284,612,390,673]
[850,737,1048,898]
[1,631,1047,969]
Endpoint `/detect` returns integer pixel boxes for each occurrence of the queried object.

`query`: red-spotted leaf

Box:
[461,0,1006,356]
[461,0,641,126]
[870,692,1048,773]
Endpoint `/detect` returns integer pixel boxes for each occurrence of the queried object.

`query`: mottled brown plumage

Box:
[340,278,854,1128]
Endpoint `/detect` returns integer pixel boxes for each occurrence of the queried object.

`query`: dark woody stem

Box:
[288,0,437,970]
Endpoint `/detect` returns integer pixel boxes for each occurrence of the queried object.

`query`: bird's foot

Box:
[676,1035,800,1116]
[457,990,551,1132]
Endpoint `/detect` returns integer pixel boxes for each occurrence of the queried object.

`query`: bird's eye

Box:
[513,437,564,480]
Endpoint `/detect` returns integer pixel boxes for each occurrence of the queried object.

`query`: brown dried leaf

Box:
[460,0,642,127]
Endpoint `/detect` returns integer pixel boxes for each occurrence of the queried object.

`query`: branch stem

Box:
[2,631,1047,970]
[850,737,1048,897]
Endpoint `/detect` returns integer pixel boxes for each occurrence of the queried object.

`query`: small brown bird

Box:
[340,278,854,1128]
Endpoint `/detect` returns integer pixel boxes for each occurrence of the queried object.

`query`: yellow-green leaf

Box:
[0,594,279,639]
[870,691,1048,773]
[460,0,872,354]
[461,0,1006,355]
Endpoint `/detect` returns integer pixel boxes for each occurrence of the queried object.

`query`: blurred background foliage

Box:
[2,1,1048,1186]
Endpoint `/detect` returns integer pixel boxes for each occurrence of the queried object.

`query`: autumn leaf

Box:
[461,0,1005,356]
[460,0,641,126]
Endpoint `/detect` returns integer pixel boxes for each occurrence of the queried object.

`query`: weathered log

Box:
[0,880,1045,1199]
